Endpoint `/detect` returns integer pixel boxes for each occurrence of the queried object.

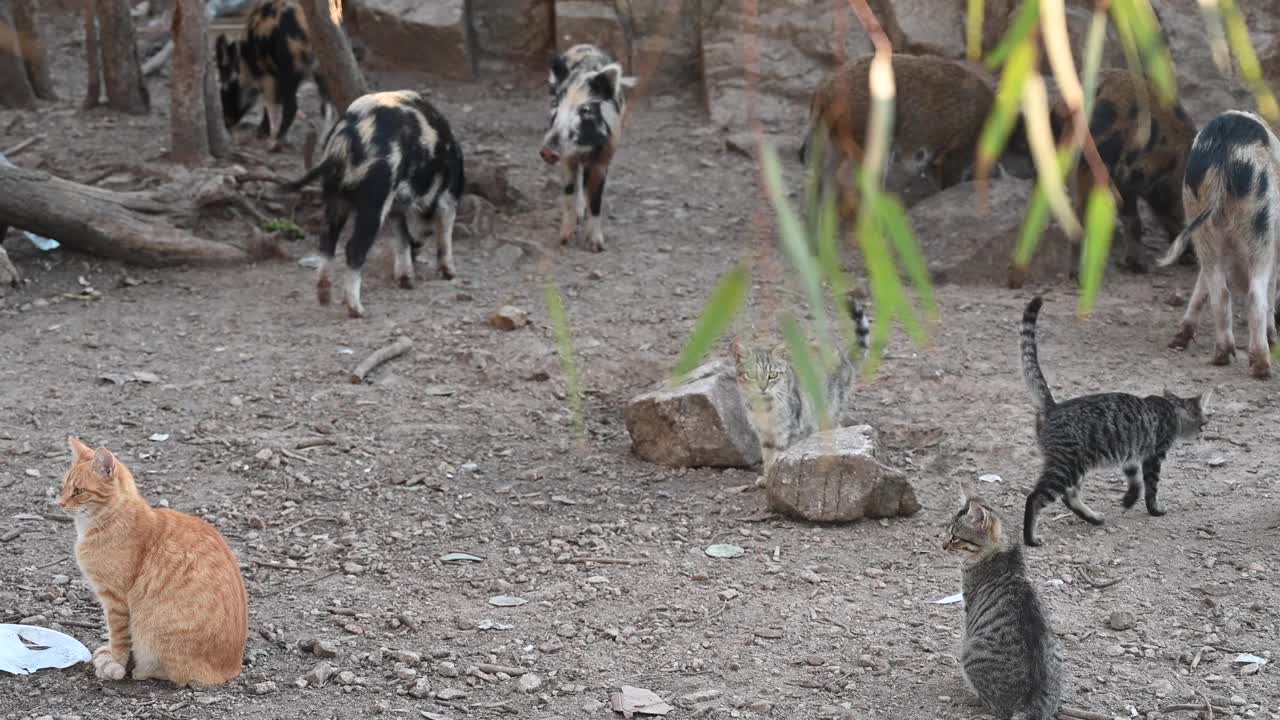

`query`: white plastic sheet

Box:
[0,624,92,675]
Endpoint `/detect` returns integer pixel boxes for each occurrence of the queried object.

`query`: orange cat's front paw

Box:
[93,645,127,681]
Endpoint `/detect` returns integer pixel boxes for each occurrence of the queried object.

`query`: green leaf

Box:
[1219,0,1280,121]
[876,192,937,341]
[966,0,984,62]
[545,281,586,442]
[671,263,751,381]
[985,0,1039,70]
[978,38,1036,177]
[780,314,829,428]
[1077,186,1116,316]
[761,143,834,364]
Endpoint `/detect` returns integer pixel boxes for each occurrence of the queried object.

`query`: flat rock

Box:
[907,178,1073,288]
[470,0,555,67]
[623,359,761,468]
[766,425,920,523]
[351,0,473,80]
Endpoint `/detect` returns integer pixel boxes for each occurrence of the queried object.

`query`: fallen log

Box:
[0,163,248,266]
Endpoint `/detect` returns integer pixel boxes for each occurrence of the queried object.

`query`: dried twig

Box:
[477,663,529,676]
[567,556,650,566]
[1057,707,1109,720]
[252,559,307,571]
[141,39,174,76]
[282,516,338,534]
[1078,567,1126,589]
[2,134,44,157]
[351,336,414,384]
[54,618,103,630]
[295,437,337,450]
[40,512,73,524]
[1159,703,1228,716]
[279,447,316,465]
[0,528,23,542]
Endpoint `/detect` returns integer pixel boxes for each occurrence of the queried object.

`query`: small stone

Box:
[437,661,459,677]
[857,654,889,672]
[408,678,432,698]
[556,622,578,638]
[489,305,529,331]
[1151,679,1173,698]
[436,688,468,701]
[392,650,421,666]
[50,574,70,586]
[254,448,273,462]
[517,673,543,693]
[396,668,417,681]
[805,655,825,667]
[253,681,277,695]
[538,639,563,654]
[336,670,356,685]
[1105,644,1125,657]
[1230,696,1247,706]
[313,640,339,658]
[718,589,739,601]
[343,561,365,575]
[1207,457,1227,468]
[302,661,334,687]
[681,689,723,704]
[1108,610,1137,631]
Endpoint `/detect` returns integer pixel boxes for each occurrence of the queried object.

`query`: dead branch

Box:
[2,134,43,157]
[0,163,247,266]
[1057,708,1109,720]
[142,38,173,76]
[1158,703,1228,716]
[567,556,650,566]
[350,336,414,384]
[476,663,529,676]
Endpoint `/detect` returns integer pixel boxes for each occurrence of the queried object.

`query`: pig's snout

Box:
[539,146,560,165]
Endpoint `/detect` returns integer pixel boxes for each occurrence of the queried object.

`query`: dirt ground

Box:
[2,11,1279,720]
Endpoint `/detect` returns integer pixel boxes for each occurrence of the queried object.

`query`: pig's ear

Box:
[589,64,624,100]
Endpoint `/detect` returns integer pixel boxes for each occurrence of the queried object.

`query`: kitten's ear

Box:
[1199,387,1215,413]
[92,447,117,479]
[968,501,991,530]
[68,435,94,462]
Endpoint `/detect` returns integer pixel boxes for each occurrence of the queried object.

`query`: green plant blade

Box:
[780,313,829,427]
[671,263,751,381]
[545,281,586,441]
[1077,186,1116,316]
[966,0,984,62]
[986,0,1039,70]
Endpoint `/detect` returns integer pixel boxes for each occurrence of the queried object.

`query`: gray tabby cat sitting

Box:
[1021,296,1212,546]
[731,294,871,471]
[944,491,1064,720]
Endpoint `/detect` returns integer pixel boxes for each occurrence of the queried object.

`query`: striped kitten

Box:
[944,493,1064,720]
[731,295,871,470]
[1021,297,1212,546]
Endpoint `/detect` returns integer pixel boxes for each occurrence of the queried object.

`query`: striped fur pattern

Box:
[944,494,1064,720]
[1020,297,1211,546]
[1159,110,1280,379]
[732,295,872,470]
[214,0,332,151]
[1056,69,1198,276]
[538,44,636,252]
[282,90,466,319]
[59,437,248,687]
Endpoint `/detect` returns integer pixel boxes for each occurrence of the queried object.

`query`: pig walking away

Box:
[282,90,465,319]
[215,0,333,151]
[1160,109,1280,379]
[539,44,637,252]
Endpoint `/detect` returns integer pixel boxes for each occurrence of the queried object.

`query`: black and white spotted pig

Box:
[538,44,636,252]
[282,90,465,319]
[1159,109,1280,379]
[214,0,332,151]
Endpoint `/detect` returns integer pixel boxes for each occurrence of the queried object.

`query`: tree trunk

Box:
[0,164,247,266]
[12,0,53,100]
[0,0,36,108]
[170,0,209,164]
[204,38,230,157]
[299,0,366,113]
[96,0,149,114]
[83,0,101,108]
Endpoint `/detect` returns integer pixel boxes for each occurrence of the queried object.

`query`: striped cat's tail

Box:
[1021,297,1055,412]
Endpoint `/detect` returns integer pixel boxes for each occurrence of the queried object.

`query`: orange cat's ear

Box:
[92,447,117,479]
[68,435,94,462]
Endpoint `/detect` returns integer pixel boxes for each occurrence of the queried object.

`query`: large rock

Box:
[549,1,701,89]
[349,0,473,80]
[700,0,873,138]
[470,0,555,69]
[908,177,1073,287]
[766,425,920,523]
[624,360,761,468]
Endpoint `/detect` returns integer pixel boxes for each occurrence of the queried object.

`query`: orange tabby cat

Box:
[58,436,248,686]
